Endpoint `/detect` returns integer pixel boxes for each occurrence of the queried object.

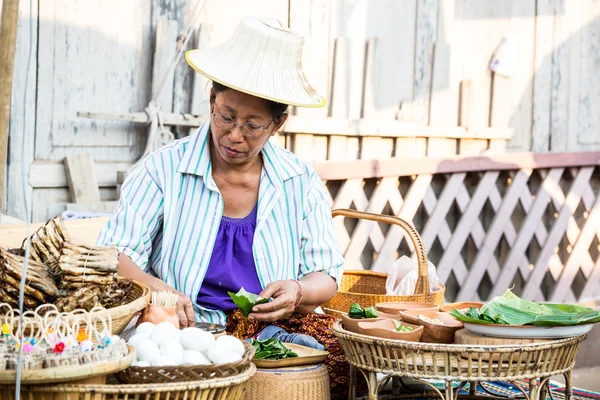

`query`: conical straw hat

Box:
[185,17,326,108]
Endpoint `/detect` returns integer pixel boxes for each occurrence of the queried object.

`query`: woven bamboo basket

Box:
[2,280,151,335]
[1,364,257,400]
[332,321,585,381]
[324,209,445,316]
[243,364,330,400]
[115,342,256,384]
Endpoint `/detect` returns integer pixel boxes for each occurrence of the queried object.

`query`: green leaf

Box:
[228,287,269,317]
[363,306,378,319]
[348,303,364,319]
[251,338,299,360]
[466,307,481,319]
[451,290,600,326]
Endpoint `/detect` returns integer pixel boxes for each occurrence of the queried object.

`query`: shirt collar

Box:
[177,121,305,186]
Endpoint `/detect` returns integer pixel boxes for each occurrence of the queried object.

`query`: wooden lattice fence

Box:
[313,152,600,303]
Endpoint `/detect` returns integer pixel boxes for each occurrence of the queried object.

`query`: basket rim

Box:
[22,364,257,393]
[337,283,446,297]
[332,320,585,352]
[114,342,255,384]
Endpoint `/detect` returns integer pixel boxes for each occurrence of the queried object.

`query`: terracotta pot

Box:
[357,319,423,342]
[440,302,485,313]
[398,309,463,344]
[340,313,379,334]
[375,301,440,315]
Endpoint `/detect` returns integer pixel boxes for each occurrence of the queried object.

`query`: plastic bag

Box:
[385,256,440,295]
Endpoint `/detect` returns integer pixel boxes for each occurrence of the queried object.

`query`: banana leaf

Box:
[451,290,600,326]
[228,287,269,317]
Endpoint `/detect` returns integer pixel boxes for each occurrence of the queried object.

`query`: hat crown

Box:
[185,17,325,108]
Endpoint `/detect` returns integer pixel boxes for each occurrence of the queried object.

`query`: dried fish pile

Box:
[59,243,119,290]
[55,278,132,312]
[0,248,60,310]
[23,216,71,279]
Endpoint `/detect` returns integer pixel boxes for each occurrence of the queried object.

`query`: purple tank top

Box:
[196,205,263,311]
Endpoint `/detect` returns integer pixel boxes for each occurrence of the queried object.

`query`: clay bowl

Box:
[358,319,423,342]
[440,302,485,313]
[398,309,463,344]
[341,313,380,334]
[374,310,403,320]
[375,301,440,315]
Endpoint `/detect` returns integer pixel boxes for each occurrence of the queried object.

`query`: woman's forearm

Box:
[295,272,338,314]
[118,253,170,292]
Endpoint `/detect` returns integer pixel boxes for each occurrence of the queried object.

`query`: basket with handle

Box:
[323,209,445,317]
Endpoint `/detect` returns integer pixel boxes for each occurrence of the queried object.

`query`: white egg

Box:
[151,355,177,367]
[127,334,146,348]
[135,339,160,363]
[215,335,245,357]
[150,322,178,346]
[136,322,156,337]
[207,347,242,364]
[132,361,150,367]
[160,339,184,364]
[180,327,215,353]
[182,350,211,365]
[173,330,181,341]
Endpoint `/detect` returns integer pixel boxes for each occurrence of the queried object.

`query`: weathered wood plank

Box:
[490,1,536,151]
[427,138,457,157]
[36,0,152,159]
[429,0,460,128]
[64,153,102,204]
[5,0,37,221]
[408,0,437,125]
[531,0,555,152]
[152,19,178,112]
[395,138,428,158]
[289,0,331,119]
[574,0,600,147]
[313,152,600,181]
[330,37,366,120]
[30,161,133,188]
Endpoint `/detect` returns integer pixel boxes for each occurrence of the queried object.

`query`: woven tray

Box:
[114,341,256,384]
[1,363,257,400]
[332,320,585,381]
[324,209,445,316]
[0,345,135,384]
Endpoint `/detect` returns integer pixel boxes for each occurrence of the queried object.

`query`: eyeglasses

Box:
[211,112,275,139]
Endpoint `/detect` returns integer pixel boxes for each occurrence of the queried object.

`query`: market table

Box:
[333,321,586,400]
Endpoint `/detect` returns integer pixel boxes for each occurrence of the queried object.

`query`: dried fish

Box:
[62,275,117,285]
[2,273,47,303]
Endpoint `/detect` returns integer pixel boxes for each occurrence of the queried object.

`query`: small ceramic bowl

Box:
[358,319,423,342]
[398,309,463,344]
[440,302,485,313]
[376,302,440,315]
[341,313,379,334]
[375,310,403,320]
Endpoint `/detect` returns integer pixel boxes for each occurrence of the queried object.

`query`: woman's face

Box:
[210,89,284,167]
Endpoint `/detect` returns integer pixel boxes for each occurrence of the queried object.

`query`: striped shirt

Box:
[97,121,344,324]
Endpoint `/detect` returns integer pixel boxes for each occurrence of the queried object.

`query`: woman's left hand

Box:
[248,280,301,322]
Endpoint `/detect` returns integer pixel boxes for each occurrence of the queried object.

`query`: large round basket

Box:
[2,279,150,335]
[244,364,330,400]
[1,363,257,400]
[332,320,585,381]
[324,209,445,317]
[115,342,256,384]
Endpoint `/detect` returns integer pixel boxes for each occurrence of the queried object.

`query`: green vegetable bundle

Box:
[348,303,378,319]
[228,287,269,317]
[252,338,299,360]
[450,290,600,326]
[392,320,414,332]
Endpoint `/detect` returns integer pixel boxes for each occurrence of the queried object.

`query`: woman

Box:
[99,17,353,398]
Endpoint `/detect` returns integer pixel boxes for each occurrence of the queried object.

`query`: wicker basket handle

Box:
[332,209,430,296]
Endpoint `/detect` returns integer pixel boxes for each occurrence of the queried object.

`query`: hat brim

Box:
[185,49,327,108]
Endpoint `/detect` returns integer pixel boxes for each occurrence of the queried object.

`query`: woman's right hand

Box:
[173,290,196,328]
